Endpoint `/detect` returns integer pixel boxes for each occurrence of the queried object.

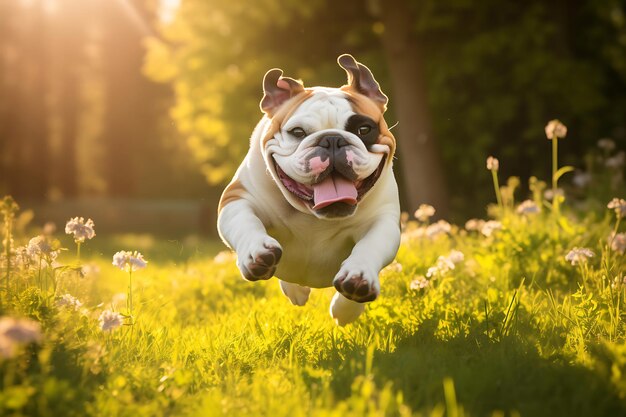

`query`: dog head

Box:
[259,54,396,219]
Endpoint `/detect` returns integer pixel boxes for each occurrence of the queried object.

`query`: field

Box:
[1,138,626,416]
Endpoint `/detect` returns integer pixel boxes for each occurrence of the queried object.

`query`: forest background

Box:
[1,0,625,234]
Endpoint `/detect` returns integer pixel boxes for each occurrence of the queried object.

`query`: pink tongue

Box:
[312,174,358,210]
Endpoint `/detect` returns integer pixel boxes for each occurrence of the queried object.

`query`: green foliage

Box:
[145,0,626,218]
[144,0,330,184]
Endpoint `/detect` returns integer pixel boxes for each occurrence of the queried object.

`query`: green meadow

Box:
[1,133,626,416]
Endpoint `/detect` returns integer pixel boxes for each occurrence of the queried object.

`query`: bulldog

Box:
[217,54,400,325]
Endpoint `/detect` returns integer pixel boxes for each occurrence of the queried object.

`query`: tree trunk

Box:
[55,0,82,198]
[0,1,14,195]
[100,0,141,197]
[24,3,50,200]
[378,0,449,217]
[6,3,50,200]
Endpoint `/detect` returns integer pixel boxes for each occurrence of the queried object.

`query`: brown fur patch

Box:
[342,90,396,161]
[261,89,315,147]
[218,179,246,213]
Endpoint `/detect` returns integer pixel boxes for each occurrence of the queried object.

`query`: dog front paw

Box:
[237,237,282,281]
[333,262,379,303]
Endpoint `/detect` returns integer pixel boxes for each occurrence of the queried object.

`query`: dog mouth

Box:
[273,158,385,210]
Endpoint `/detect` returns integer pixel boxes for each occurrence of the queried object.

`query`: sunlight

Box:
[159,0,180,23]
[115,0,153,35]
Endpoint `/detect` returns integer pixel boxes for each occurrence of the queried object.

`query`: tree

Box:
[146,0,626,218]
[377,0,449,215]
[2,2,50,200]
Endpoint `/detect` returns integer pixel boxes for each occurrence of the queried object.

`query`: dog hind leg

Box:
[279,280,311,306]
[329,292,365,326]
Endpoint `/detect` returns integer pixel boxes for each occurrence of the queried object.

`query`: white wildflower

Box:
[610,232,626,254]
[465,218,485,232]
[607,198,626,218]
[112,251,148,272]
[111,293,127,309]
[65,217,96,243]
[543,188,564,201]
[409,276,430,291]
[80,263,101,278]
[545,119,567,139]
[486,156,499,171]
[447,250,465,264]
[414,204,436,222]
[56,294,83,311]
[383,261,403,273]
[43,222,56,235]
[98,310,124,332]
[572,171,592,188]
[27,236,59,260]
[213,250,236,264]
[13,246,33,270]
[516,200,540,215]
[426,255,456,278]
[425,220,451,238]
[0,317,42,359]
[606,151,625,169]
[597,138,616,152]
[481,220,502,237]
[565,247,594,266]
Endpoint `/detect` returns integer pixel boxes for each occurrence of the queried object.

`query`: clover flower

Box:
[112,251,148,272]
[610,232,626,254]
[481,220,502,237]
[65,217,96,243]
[565,247,594,265]
[516,200,540,215]
[98,310,124,332]
[486,156,499,171]
[598,138,616,152]
[607,198,626,218]
[544,119,567,139]
[56,294,83,311]
[414,204,436,222]
[425,220,451,238]
[0,317,42,359]
[465,218,485,232]
[27,235,59,260]
[409,276,430,291]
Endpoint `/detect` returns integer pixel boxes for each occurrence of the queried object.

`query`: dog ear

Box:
[260,69,305,116]
[338,54,388,111]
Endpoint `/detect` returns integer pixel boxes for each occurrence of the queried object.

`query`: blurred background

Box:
[1,0,625,236]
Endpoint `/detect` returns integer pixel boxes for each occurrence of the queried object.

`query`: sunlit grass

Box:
[0,125,626,416]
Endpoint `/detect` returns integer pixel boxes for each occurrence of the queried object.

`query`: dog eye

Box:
[288,127,307,139]
[357,125,371,136]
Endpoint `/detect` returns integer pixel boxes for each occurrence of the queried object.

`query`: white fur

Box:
[218,88,401,325]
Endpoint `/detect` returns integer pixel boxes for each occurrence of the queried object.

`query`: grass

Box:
[1,134,626,416]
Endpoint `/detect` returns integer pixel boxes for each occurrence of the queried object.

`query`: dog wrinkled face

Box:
[264,89,389,219]
[259,55,395,219]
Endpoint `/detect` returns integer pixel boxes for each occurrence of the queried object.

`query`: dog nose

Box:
[318,135,348,149]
